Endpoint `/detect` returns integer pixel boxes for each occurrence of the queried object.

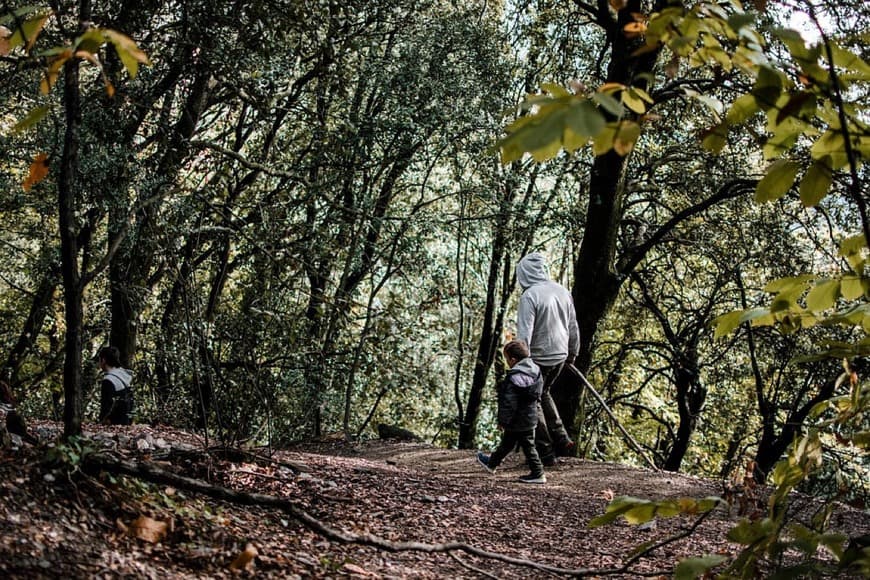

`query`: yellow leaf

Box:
[228,543,258,570]
[593,125,617,156]
[613,121,641,156]
[623,22,648,38]
[599,82,626,94]
[9,14,50,53]
[102,29,151,79]
[74,49,101,68]
[22,153,50,191]
[40,50,73,94]
[129,515,168,544]
[622,90,647,114]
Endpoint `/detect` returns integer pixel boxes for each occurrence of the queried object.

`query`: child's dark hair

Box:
[99,346,121,367]
[503,340,530,361]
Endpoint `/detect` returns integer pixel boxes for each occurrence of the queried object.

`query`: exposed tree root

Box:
[83,451,688,577]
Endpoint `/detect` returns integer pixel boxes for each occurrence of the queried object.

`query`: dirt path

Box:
[1,424,867,578]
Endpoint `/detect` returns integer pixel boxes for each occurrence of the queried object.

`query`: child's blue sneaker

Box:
[477,452,495,473]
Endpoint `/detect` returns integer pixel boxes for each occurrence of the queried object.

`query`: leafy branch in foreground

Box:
[592,360,869,578]
[1,4,150,190]
[713,234,870,361]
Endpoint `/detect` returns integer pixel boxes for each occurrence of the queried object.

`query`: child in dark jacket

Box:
[477,340,546,484]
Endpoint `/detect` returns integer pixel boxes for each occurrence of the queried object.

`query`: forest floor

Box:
[0,422,868,579]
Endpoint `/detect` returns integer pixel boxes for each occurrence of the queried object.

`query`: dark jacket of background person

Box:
[496,357,543,431]
[515,252,580,366]
[100,367,134,425]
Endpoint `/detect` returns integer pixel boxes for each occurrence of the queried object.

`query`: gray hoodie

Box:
[104,367,133,392]
[516,253,580,366]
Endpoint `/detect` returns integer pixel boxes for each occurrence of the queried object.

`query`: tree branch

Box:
[617,178,757,276]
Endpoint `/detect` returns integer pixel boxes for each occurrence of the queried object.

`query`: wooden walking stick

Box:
[567,365,659,471]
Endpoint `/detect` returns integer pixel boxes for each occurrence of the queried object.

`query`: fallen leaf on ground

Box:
[229,543,258,570]
[129,515,168,544]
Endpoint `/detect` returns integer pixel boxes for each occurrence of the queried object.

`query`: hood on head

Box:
[516,252,550,290]
[511,357,540,381]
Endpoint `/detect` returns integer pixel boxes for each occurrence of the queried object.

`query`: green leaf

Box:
[589,496,641,527]
[839,234,867,257]
[840,276,867,300]
[771,284,805,311]
[755,159,800,202]
[613,121,641,156]
[728,518,775,545]
[654,500,682,517]
[540,82,570,98]
[830,43,870,75]
[775,27,821,70]
[592,125,617,156]
[11,105,50,132]
[697,497,723,513]
[806,279,840,313]
[739,307,774,324]
[592,92,624,117]
[499,103,569,163]
[623,502,657,524]
[810,130,847,167]
[775,92,816,126]
[563,128,588,152]
[799,159,833,207]
[75,29,105,53]
[763,117,806,159]
[7,12,49,50]
[632,87,654,104]
[764,275,814,293]
[752,66,783,111]
[727,12,755,32]
[674,555,728,580]
[701,123,728,153]
[565,99,606,138]
[713,310,743,338]
[726,93,759,124]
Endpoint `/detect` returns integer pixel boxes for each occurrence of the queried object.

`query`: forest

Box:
[0,0,868,577]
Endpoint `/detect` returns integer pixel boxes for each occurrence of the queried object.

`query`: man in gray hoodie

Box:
[516,252,579,464]
[98,346,134,425]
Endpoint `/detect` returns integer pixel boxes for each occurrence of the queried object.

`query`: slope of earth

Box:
[0,422,867,579]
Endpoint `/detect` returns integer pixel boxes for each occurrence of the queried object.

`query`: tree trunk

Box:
[458,221,511,449]
[109,70,213,367]
[562,0,668,438]
[663,357,706,472]
[59,1,90,438]
[2,262,59,386]
[753,376,837,481]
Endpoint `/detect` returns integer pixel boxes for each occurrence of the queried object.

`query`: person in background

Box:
[98,346,134,425]
[515,252,579,465]
[476,340,546,484]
